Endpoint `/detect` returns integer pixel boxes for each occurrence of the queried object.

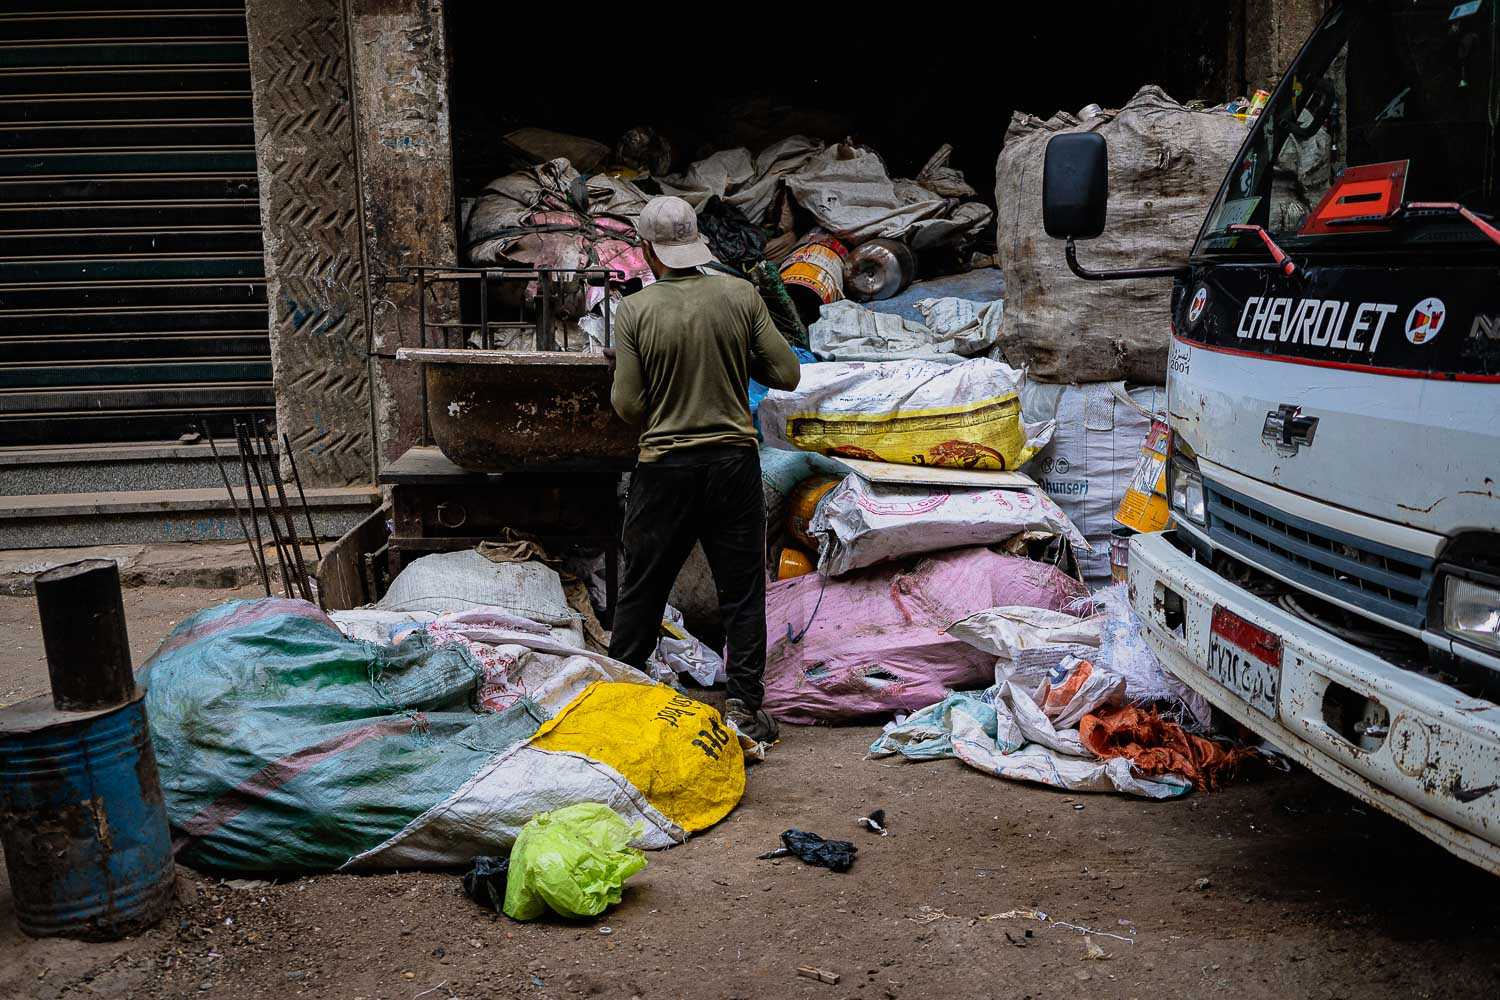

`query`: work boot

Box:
[725,697,779,744]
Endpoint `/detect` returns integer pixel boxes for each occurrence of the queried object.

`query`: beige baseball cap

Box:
[636,195,714,269]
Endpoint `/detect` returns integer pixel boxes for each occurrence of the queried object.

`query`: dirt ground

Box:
[3,587,1500,1000]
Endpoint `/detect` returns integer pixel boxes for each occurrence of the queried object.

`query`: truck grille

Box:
[1203,481,1434,629]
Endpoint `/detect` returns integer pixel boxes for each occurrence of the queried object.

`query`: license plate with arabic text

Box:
[1207,606,1282,719]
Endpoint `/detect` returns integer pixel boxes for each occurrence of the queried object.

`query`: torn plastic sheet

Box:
[762,548,1087,724]
[646,605,726,687]
[868,658,1191,799]
[809,474,1087,578]
[948,587,1211,726]
[807,296,1004,363]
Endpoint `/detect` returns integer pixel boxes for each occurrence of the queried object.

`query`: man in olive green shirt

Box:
[609,196,800,743]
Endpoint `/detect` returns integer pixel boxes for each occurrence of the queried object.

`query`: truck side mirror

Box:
[1043,132,1108,240]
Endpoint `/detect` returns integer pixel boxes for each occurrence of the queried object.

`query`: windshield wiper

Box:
[1227,224,1297,276]
[1325,200,1500,248]
[1400,202,1500,248]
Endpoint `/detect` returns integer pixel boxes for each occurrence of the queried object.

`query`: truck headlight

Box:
[1444,576,1500,653]
[1168,452,1205,525]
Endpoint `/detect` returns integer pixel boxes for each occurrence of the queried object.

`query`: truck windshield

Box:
[1198,0,1497,256]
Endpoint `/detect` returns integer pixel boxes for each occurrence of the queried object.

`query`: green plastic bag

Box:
[503,803,648,921]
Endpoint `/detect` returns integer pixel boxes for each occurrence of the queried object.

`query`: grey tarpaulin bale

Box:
[994,86,1246,383]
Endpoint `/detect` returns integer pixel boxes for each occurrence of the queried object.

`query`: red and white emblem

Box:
[1188,286,1209,324]
[1405,297,1446,345]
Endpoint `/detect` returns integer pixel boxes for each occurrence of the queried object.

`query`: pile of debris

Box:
[139,547,751,878]
[737,85,1255,796]
[462,127,999,354]
[131,88,1260,900]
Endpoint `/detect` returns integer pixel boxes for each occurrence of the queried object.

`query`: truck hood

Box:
[1170,263,1500,537]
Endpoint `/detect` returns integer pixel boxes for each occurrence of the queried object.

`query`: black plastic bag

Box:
[698,196,766,266]
[758,829,858,872]
[462,855,511,912]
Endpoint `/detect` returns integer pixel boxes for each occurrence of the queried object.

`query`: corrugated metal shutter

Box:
[0,0,272,447]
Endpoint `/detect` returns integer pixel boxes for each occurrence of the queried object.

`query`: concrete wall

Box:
[1228,0,1332,97]
[246,0,455,486]
[346,0,457,466]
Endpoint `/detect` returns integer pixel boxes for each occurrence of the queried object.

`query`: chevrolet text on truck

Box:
[1044,0,1500,872]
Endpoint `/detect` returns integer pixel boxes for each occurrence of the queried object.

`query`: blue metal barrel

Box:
[0,692,176,940]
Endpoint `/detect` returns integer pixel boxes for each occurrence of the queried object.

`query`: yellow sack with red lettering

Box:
[529,682,745,833]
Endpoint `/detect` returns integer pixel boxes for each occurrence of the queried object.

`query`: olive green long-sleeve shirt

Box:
[610,271,801,462]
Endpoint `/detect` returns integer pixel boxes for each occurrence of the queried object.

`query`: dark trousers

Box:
[607,446,768,710]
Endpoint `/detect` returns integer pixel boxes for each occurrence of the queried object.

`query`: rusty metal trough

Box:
[398,348,636,473]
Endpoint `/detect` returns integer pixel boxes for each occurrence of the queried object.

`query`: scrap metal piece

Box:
[204,419,270,595]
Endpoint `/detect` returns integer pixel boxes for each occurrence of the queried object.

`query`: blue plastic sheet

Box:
[750,346,817,431]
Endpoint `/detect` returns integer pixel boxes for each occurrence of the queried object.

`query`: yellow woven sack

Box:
[529,682,745,833]
[783,396,1033,470]
[759,360,1041,470]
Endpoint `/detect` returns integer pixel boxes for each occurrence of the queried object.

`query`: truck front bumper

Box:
[1128,530,1500,875]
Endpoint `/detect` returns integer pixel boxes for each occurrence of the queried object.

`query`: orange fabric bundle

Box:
[1079,705,1254,791]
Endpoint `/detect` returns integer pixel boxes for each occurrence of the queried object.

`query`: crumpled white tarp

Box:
[947,605,1104,659]
[809,300,954,361]
[920,296,1005,355]
[945,586,1211,726]
[869,657,1191,799]
[661,138,992,247]
[646,604,726,687]
[785,144,994,248]
[809,474,1089,578]
[658,136,825,223]
[372,549,586,648]
[809,296,1004,362]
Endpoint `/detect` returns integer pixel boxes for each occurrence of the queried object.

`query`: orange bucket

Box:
[777,547,816,580]
[786,475,842,550]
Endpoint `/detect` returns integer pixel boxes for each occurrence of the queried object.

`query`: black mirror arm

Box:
[1064,237,1191,281]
